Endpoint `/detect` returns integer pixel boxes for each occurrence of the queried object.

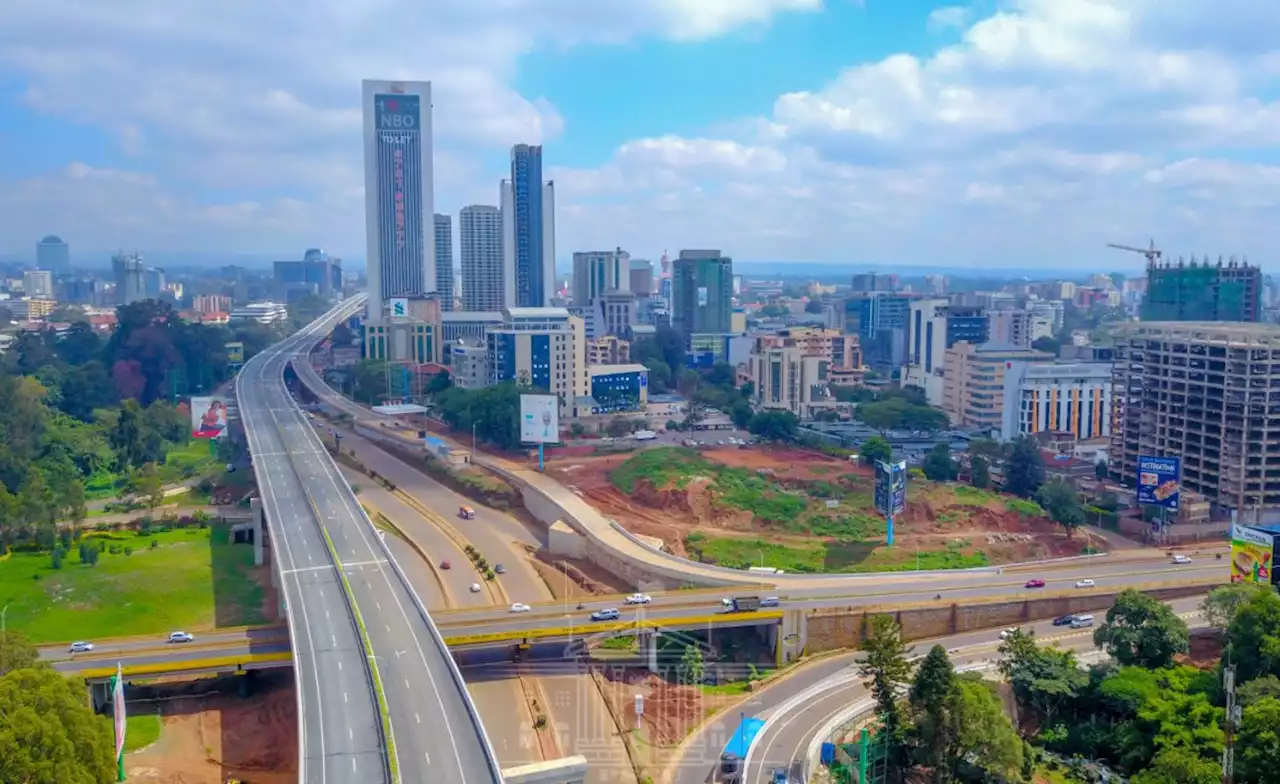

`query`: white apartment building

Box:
[988,309,1033,349]
[748,343,831,418]
[587,335,630,365]
[999,361,1114,442]
[942,342,1053,435]
[22,269,53,298]
[449,341,489,390]
[459,205,504,312]
[229,301,289,325]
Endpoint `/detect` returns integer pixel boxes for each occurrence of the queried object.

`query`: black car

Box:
[1052,614,1076,626]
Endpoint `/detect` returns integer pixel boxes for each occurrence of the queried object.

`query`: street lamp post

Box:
[472,422,478,457]
[757,549,765,590]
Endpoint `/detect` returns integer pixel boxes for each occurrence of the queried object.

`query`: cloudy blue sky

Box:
[1,0,1277,268]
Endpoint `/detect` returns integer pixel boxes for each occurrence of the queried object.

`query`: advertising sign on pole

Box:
[225,341,245,365]
[874,460,907,518]
[519,394,560,444]
[1230,524,1275,585]
[1136,455,1180,510]
[190,396,228,439]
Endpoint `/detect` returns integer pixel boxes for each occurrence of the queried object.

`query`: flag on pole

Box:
[112,662,126,781]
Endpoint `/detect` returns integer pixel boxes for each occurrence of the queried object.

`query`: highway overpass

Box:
[241,298,504,784]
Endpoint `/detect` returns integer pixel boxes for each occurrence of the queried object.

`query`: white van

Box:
[1070,614,1095,629]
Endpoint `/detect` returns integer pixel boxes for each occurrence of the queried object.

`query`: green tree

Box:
[1002,436,1045,498]
[425,369,452,396]
[1093,589,1190,668]
[0,666,116,783]
[908,644,956,770]
[0,632,41,676]
[1237,697,1280,784]
[729,402,753,429]
[130,462,165,509]
[746,411,799,442]
[858,615,912,759]
[1036,477,1085,537]
[998,630,1086,727]
[1131,747,1221,784]
[331,322,356,347]
[677,645,705,685]
[950,676,1024,781]
[1202,583,1266,631]
[1225,588,1280,683]
[643,361,671,392]
[969,455,990,489]
[860,435,892,467]
[1238,675,1280,707]
[1095,459,1109,480]
[1031,335,1061,356]
[921,443,958,481]
[109,398,149,470]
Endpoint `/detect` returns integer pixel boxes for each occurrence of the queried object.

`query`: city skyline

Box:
[0,1,1277,267]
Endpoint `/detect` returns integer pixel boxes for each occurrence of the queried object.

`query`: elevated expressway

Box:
[239,299,503,784]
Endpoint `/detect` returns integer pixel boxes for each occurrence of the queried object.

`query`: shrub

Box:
[123,546,133,556]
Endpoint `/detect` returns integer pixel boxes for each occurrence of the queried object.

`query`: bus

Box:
[720,716,764,782]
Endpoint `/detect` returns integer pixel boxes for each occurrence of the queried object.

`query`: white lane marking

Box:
[351,758,356,773]
[337,660,342,671]
[349,728,353,741]
[415,713,421,724]
[405,679,411,689]
[376,602,382,611]
[332,634,337,648]
[281,564,333,575]
[344,692,349,704]
[425,752,430,765]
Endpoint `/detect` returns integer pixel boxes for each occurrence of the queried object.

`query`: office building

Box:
[599,290,636,339]
[1142,258,1262,323]
[572,249,630,305]
[459,205,504,312]
[630,259,654,297]
[59,277,102,306]
[229,301,289,325]
[942,342,1053,434]
[112,253,146,305]
[449,342,489,390]
[434,214,454,312]
[587,364,649,414]
[844,292,917,369]
[275,249,343,301]
[672,250,732,337]
[362,79,435,321]
[1000,361,1114,441]
[903,300,988,405]
[193,294,232,315]
[144,267,167,299]
[441,311,504,352]
[486,307,583,420]
[35,236,70,274]
[502,145,556,308]
[988,309,1033,349]
[851,272,898,293]
[1112,322,1280,516]
[748,342,831,418]
[587,336,630,366]
[754,327,856,369]
[22,269,54,298]
[363,297,443,365]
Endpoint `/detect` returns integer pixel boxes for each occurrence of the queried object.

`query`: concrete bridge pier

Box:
[89,681,111,713]
[503,754,589,784]
[640,630,661,673]
[250,497,264,566]
[776,610,807,666]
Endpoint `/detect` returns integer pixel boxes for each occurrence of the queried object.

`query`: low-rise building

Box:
[449,341,489,390]
[999,361,1114,442]
[486,307,586,420]
[942,341,1053,435]
[586,364,649,413]
[748,343,831,418]
[587,336,630,365]
[229,301,289,325]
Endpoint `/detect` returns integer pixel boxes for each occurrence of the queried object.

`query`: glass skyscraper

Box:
[501,145,555,308]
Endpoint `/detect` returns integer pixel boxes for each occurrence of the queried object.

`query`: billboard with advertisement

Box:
[225,341,245,365]
[697,286,708,307]
[374,92,426,301]
[190,396,228,439]
[1230,524,1276,585]
[874,460,907,517]
[1136,455,1180,510]
[519,394,560,444]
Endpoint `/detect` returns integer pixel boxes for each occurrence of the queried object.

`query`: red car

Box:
[441,560,451,570]
[1024,579,1046,588]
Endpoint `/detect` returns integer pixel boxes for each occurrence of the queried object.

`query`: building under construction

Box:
[1112,322,1280,518]
[1141,257,1262,322]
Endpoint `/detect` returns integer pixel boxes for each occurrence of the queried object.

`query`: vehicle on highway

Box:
[591,608,620,621]
[772,769,790,784]
[1052,614,1077,626]
[722,596,762,612]
[495,563,506,574]
[1024,578,1046,588]
[1070,614,1095,628]
[760,596,780,608]
[469,583,482,593]
[633,429,658,441]
[441,560,451,570]
[459,505,475,520]
[625,593,652,605]
[720,715,765,783]
[510,603,531,613]
[1075,579,1096,588]
[69,641,94,653]
[1173,554,1192,564]
[999,628,1018,639]
[167,631,194,644]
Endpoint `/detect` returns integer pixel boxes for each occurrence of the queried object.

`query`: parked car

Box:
[440,560,451,570]
[510,603,531,613]
[1024,579,1046,588]
[591,608,621,622]
[69,641,94,653]
[625,593,652,605]
[469,583,482,593]
[494,564,506,574]
[167,631,194,644]
[1052,614,1077,626]
[1075,579,1096,588]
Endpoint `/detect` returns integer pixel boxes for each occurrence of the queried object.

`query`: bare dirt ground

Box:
[126,674,297,784]
[549,446,1108,565]
[527,546,633,597]
[1177,629,1225,670]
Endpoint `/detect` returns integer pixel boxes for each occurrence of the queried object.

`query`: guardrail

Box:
[291,362,507,784]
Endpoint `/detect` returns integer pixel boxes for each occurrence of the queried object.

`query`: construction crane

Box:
[1107,239,1162,264]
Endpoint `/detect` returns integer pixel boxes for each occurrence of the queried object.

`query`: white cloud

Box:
[927,6,969,32]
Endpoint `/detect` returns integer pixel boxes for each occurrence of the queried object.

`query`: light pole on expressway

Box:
[757,549,765,590]
[472,422,478,458]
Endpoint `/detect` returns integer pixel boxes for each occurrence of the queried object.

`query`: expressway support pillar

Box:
[88,681,110,714]
[644,630,659,674]
[250,497,264,566]
[777,610,807,665]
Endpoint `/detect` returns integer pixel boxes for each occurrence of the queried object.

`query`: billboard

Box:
[697,286,708,307]
[225,341,245,365]
[374,92,426,301]
[519,394,560,444]
[191,396,228,439]
[874,460,907,517]
[1137,455,1180,510]
[389,297,409,319]
[1230,524,1275,585]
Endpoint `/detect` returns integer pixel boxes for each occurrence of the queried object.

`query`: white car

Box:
[510,602,531,613]
[69,641,94,653]
[167,631,194,644]
[1074,579,1096,588]
[469,583,482,593]
[999,628,1017,640]
[1173,555,1192,564]
[625,593,652,605]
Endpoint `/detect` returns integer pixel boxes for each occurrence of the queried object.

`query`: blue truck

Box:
[719,716,765,782]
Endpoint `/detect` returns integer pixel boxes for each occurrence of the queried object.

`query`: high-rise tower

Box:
[501,144,555,308]
[459,205,504,312]
[362,80,435,321]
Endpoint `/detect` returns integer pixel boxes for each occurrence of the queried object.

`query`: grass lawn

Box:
[84,439,223,502]
[0,526,266,644]
[699,681,754,696]
[685,532,989,574]
[123,713,162,753]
